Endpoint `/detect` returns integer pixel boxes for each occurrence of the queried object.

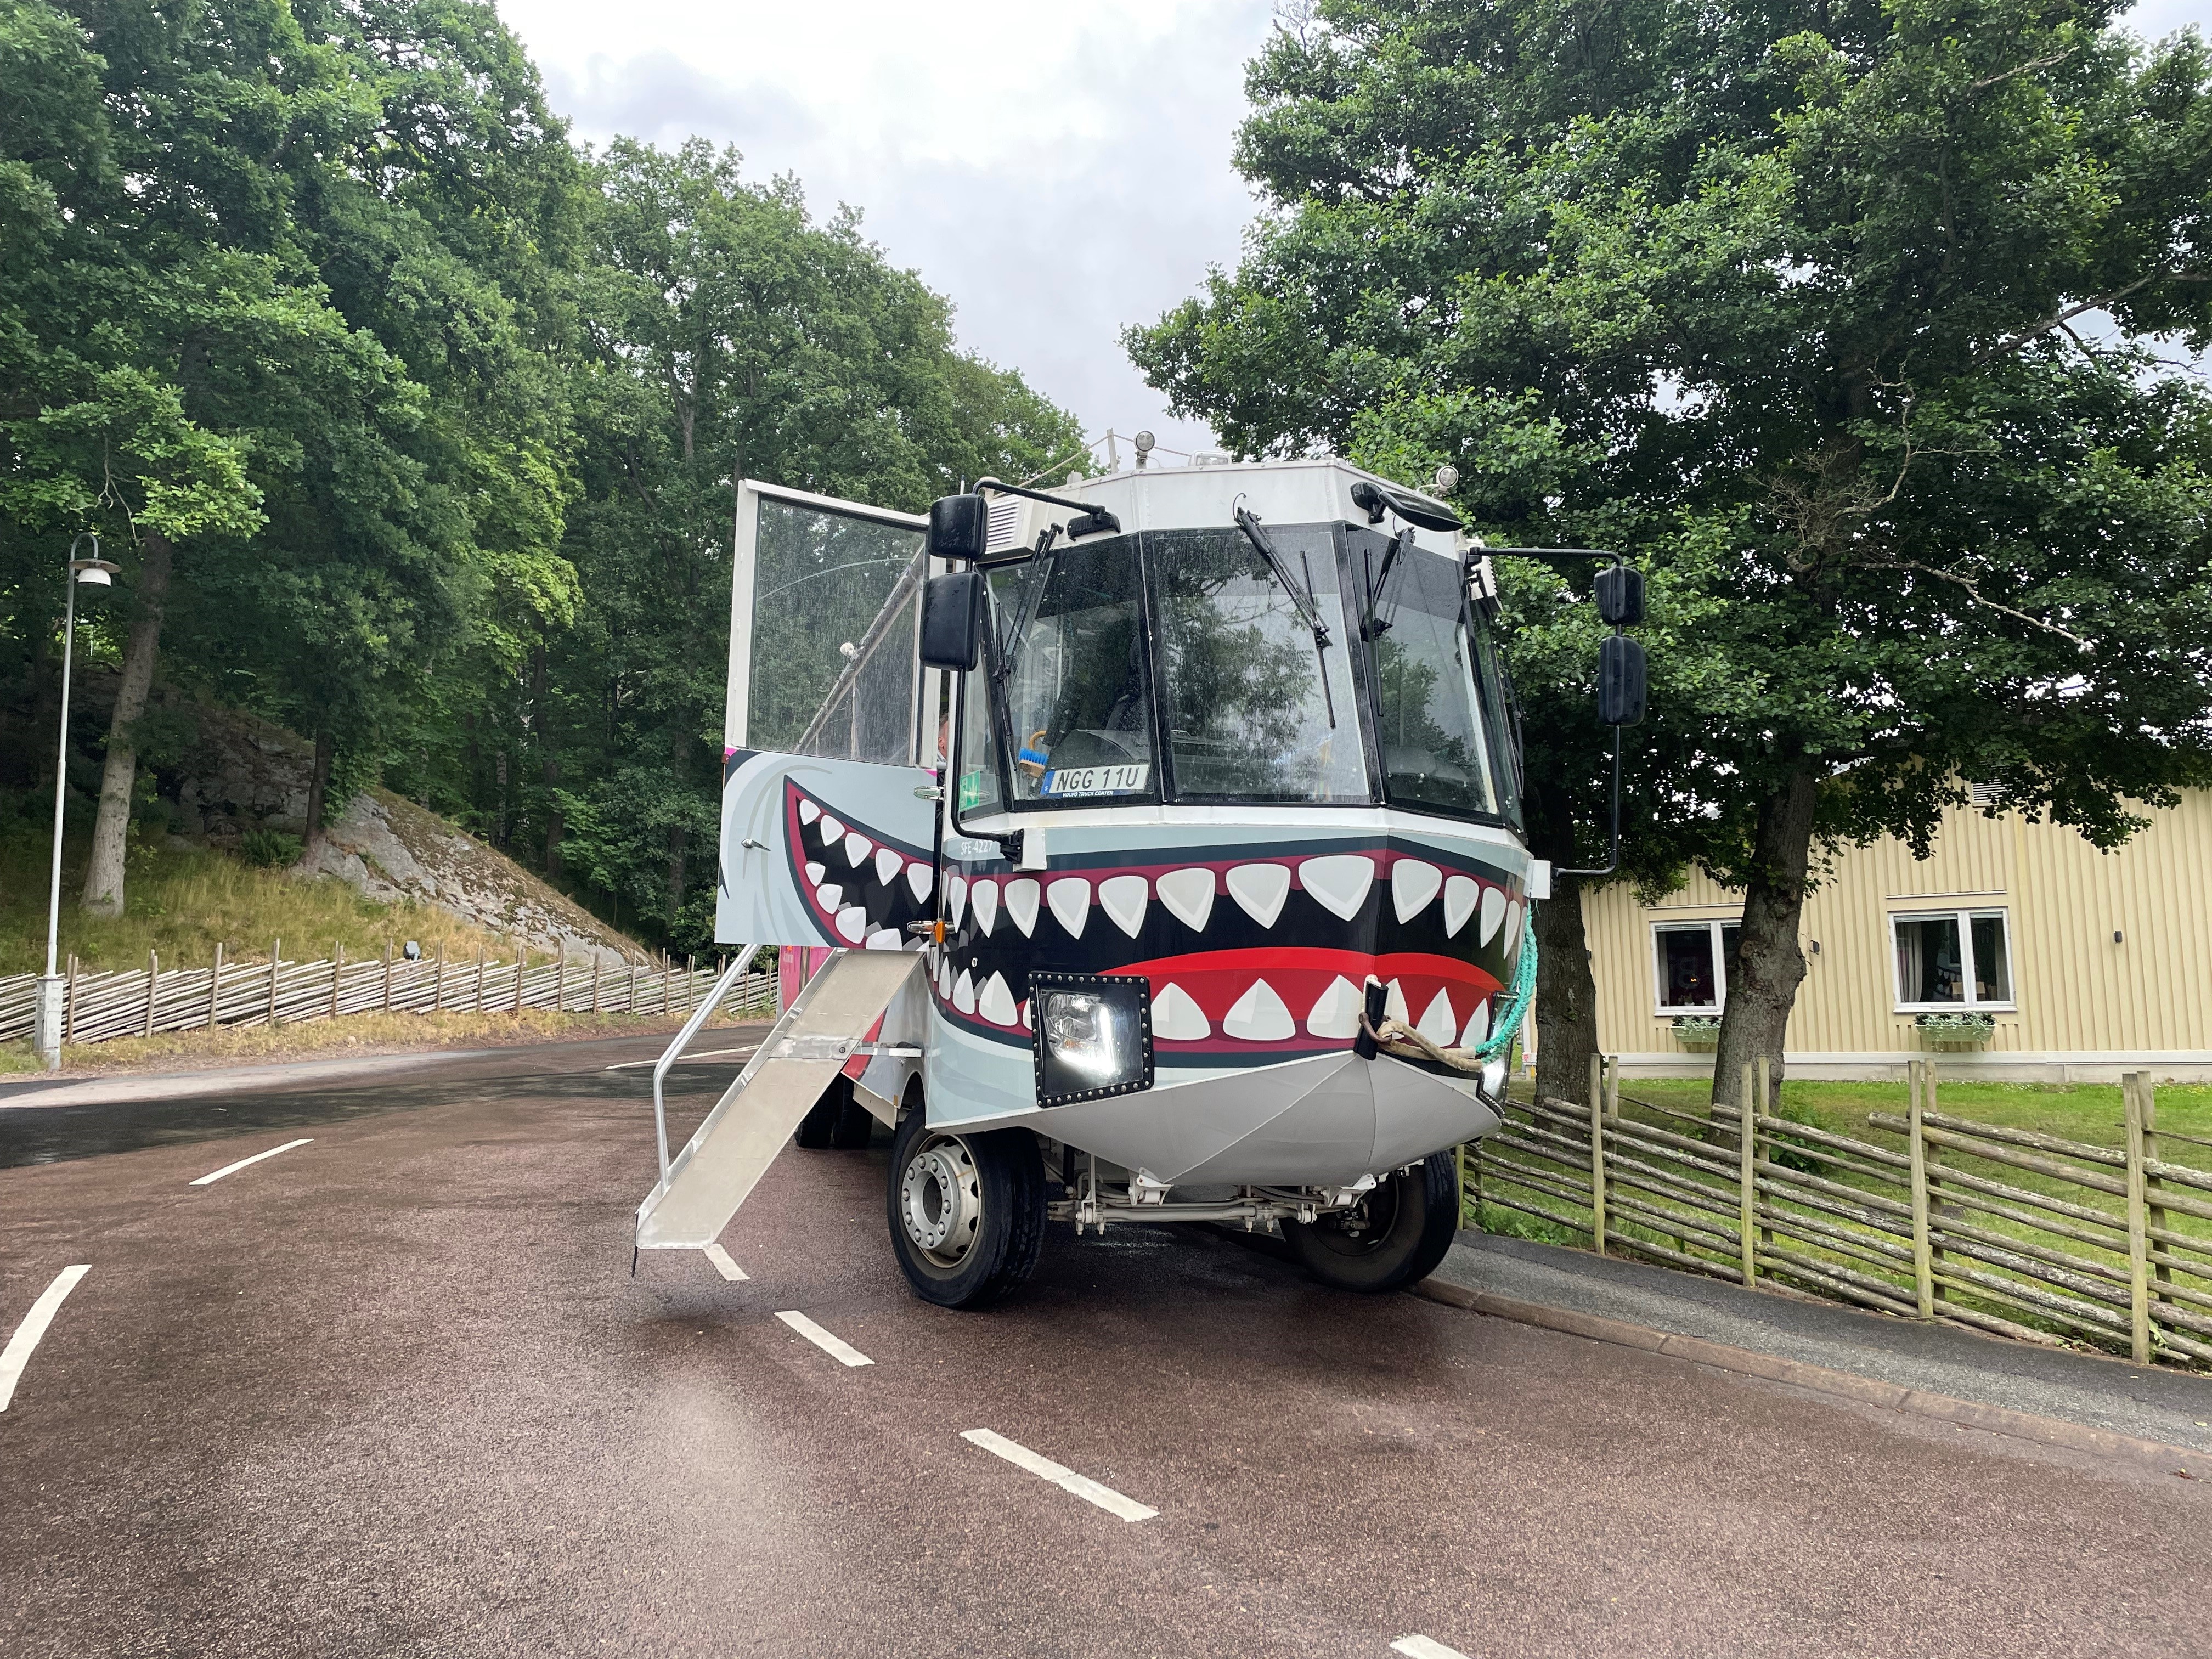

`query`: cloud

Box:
[505,0,1278,459]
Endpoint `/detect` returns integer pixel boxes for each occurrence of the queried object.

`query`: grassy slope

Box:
[1,821,524,976]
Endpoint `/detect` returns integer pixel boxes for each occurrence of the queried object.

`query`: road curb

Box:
[1413,1277,2204,1476]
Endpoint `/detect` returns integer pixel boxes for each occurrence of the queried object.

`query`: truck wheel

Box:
[829,1086,877,1149]
[793,1077,849,1149]
[886,1111,1045,1308]
[1285,1152,1459,1294]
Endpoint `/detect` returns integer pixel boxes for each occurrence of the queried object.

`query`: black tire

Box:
[1284,1152,1459,1294]
[829,1087,877,1149]
[885,1109,1045,1308]
[793,1076,848,1149]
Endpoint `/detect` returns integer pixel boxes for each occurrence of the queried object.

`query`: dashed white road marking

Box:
[774,1310,872,1367]
[189,1138,313,1187]
[1391,1637,1472,1659]
[0,1265,91,1412]
[604,1046,758,1071]
[703,1243,748,1282]
[960,1429,1158,1522]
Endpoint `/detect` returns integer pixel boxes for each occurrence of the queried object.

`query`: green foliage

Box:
[236,828,304,867]
[1,0,1084,957]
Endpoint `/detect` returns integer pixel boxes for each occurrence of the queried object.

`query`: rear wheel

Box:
[792,1076,848,1149]
[1284,1152,1459,1293]
[886,1110,1045,1308]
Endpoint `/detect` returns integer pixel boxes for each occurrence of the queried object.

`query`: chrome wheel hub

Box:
[900,1135,982,1267]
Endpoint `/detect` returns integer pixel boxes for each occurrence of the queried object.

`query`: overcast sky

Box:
[500,0,2211,471]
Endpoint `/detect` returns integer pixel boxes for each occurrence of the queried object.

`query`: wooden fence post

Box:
[1589,1053,1602,1120]
[2143,1077,2172,1321]
[514,939,525,1012]
[331,944,343,1020]
[267,939,281,1026]
[1908,1058,1936,1316]
[435,943,445,1012]
[207,942,224,1029]
[686,955,696,1014]
[1755,1054,1774,1257]
[474,944,486,1012]
[2123,1071,2154,1365]
[1737,1060,1757,1285]
[144,950,159,1037]
[65,955,77,1043]
[1590,1082,1607,1257]
[382,944,393,1011]
[591,955,602,1014]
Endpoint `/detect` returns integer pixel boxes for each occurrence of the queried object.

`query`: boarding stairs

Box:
[634,949,923,1253]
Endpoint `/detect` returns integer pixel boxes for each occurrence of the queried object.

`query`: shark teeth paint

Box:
[1156,867,1215,931]
[1226,864,1290,928]
[1153,982,1211,1040]
[1222,978,1295,1041]
[874,846,903,886]
[1444,874,1479,938]
[1047,877,1091,938]
[970,879,999,936]
[782,783,933,952]
[1479,886,1508,946]
[1300,854,1374,921]
[1004,878,1040,937]
[1305,975,1363,1039]
[1392,859,1442,923]
[978,971,1018,1025]
[1098,874,1148,938]
[1417,988,1459,1045]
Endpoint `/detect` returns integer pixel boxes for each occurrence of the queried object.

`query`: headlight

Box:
[1031,973,1153,1105]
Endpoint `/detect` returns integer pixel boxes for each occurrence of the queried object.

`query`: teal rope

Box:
[1474,908,1538,1062]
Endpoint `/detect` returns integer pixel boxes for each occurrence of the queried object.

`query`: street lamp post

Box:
[33,534,121,1071]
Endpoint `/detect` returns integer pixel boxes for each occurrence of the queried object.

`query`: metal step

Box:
[634,949,923,1251]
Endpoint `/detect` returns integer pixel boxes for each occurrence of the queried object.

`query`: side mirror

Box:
[1595,565,1644,626]
[1599,634,1646,726]
[928,493,989,561]
[920,571,986,670]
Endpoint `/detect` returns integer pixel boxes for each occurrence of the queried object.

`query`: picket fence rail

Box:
[0,944,776,1047]
[1465,1057,2212,1370]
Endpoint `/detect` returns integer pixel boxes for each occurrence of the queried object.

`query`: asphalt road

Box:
[2,1034,2206,1658]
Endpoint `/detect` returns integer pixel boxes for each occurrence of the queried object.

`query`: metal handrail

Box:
[651,952,756,1186]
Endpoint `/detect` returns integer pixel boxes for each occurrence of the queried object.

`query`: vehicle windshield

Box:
[1145,526,1368,803]
[1360,535,1502,816]
[992,540,1154,804]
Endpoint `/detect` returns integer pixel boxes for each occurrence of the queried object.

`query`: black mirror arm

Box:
[974,476,1119,536]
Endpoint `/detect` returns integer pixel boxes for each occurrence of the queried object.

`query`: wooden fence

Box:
[0,944,776,1048]
[1467,1058,2212,1369]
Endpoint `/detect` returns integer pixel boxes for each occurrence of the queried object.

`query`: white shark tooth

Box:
[874,847,903,886]
[819,814,844,845]
[906,861,933,902]
[1020,999,1032,1030]
[1462,1000,1491,1046]
[864,928,902,951]
[1046,876,1090,938]
[805,860,826,885]
[971,879,999,935]
[835,907,867,943]
[1479,886,1508,946]
[1384,979,1410,1024]
[1155,867,1215,931]
[946,875,968,928]
[1418,988,1459,1045]
[816,882,843,911]
[1300,854,1374,921]
[1222,978,1295,1041]
[1305,976,1363,1039]
[952,969,977,1015]
[843,831,872,867]
[1444,874,1479,937]
[1392,858,1442,923]
[798,799,820,826]
[1098,873,1148,938]
[1226,864,1291,929]
[978,972,1018,1025]
[1004,877,1040,936]
[936,957,952,1000]
[1502,900,1524,951]
[1153,982,1210,1041]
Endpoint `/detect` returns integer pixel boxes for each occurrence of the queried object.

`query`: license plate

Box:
[1041,763,1149,798]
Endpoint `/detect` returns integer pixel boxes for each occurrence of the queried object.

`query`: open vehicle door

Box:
[716,481,941,950]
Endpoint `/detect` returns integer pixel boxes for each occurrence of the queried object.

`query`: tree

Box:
[1131,0,2212,1108]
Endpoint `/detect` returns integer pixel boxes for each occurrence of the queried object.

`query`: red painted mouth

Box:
[785,783,933,949]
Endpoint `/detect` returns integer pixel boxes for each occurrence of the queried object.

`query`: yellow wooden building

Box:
[1575,789,2212,1082]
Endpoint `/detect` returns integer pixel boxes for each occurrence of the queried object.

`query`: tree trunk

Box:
[81,531,174,917]
[302,727,335,857]
[534,639,563,879]
[1711,770,1819,1113]
[1533,878,1602,1106]
[666,822,687,922]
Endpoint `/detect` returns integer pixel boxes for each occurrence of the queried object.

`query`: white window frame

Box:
[1650,918,1740,1015]
[1890,907,2016,1012]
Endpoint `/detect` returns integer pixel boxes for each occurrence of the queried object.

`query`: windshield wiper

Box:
[1364,526,1415,642]
[994,524,1062,684]
[1234,506,1337,728]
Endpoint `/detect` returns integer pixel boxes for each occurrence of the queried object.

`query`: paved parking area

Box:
[3,1035,2206,1657]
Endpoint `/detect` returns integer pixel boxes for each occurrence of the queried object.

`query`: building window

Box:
[1653,919,1741,1013]
[1892,909,2014,1010]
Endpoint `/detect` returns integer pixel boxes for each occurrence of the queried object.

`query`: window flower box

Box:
[1915,1011,1994,1050]
[1672,1015,1722,1050]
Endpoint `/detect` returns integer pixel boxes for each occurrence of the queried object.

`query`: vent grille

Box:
[1969,781,2008,808]
[985,499,1025,552]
